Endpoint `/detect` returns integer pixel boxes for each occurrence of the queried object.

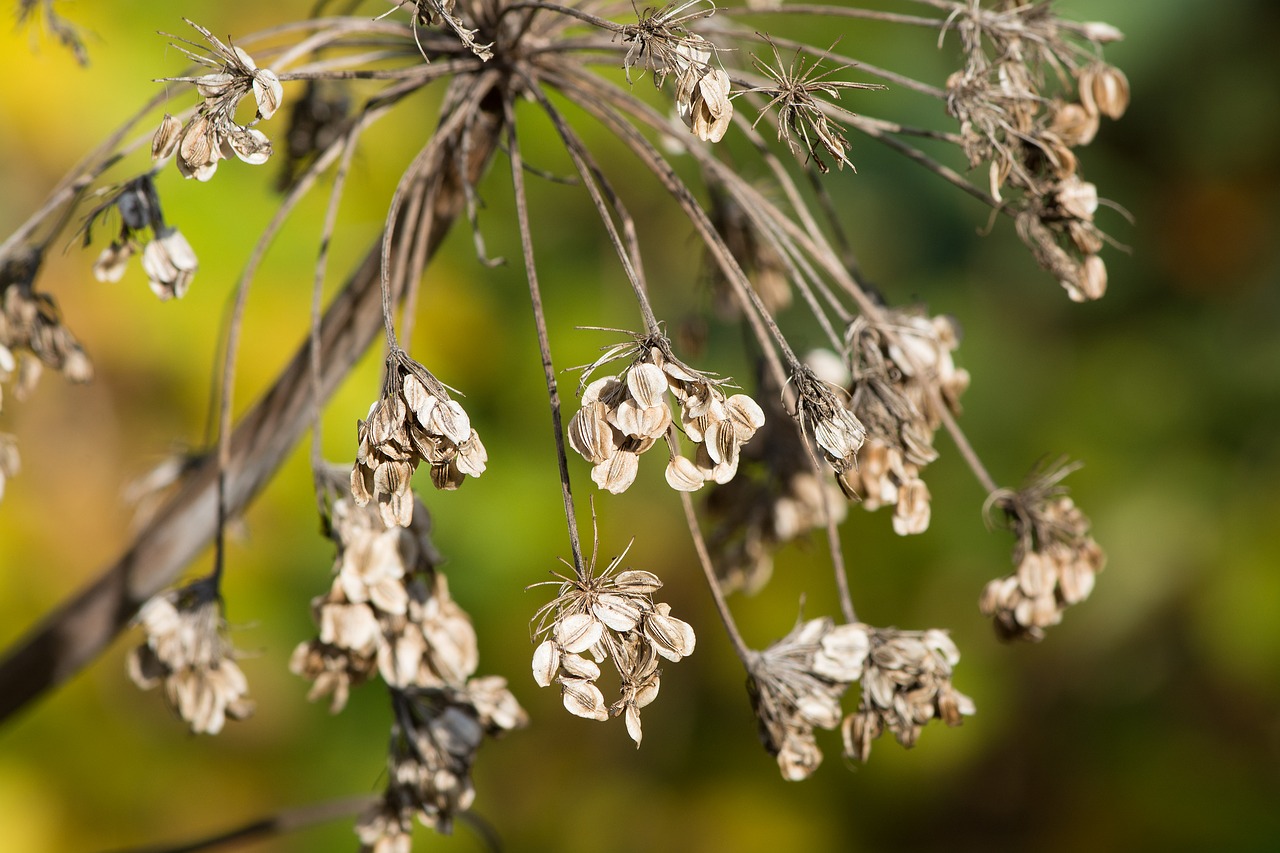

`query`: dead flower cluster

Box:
[532,537,695,746]
[569,334,764,494]
[127,582,254,735]
[944,1,1128,300]
[352,350,486,527]
[980,459,1105,641]
[836,308,969,534]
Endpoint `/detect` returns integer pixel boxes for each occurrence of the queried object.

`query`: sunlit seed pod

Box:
[568,402,616,465]
[892,478,931,535]
[1016,551,1054,598]
[455,431,487,477]
[724,394,765,441]
[400,373,430,413]
[559,677,609,721]
[664,454,704,491]
[644,604,696,661]
[253,69,284,120]
[195,72,237,99]
[625,704,643,747]
[592,592,644,632]
[555,612,603,654]
[626,362,669,409]
[611,397,671,440]
[558,652,602,681]
[431,399,472,445]
[1056,177,1099,221]
[224,128,272,165]
[613,570,663,595]
[1049,101,1099,147]
[591,449,639,494]
[152,114,183,162]
[581,376,624,408]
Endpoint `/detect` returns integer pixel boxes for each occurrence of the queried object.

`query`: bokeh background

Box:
[2,1,1278,851]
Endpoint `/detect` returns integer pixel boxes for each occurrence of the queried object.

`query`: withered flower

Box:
[127,580,254,735]
[842,626,974,763]
[980,458,1105,641]
[531,528,695,746]
[351,349,485,527]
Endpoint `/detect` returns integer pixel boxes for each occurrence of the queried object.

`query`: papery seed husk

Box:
[644,607,696,661]
[581,376,623,407]
[253,69,284,120]
[613,570,663,594]
[591,450,639,494]
[626,363,669,409]
[625,704,643,747]
[195,72,236,99]
[568,402,615,465]
[559,652,602,681]
[593,592,643,632]
[455,431,487,477]
[430,399,471,445]
[560,678,609,721]
[724,394,765,440]
[555,612,603,654]
[664,455,704,491]
[225,128,273,164]
[430,460,464,491]
[152,114,183,162]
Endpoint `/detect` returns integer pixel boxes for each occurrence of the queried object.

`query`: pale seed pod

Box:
[591,449,639,494]
[152,114,184,162]
[644,604,696,661]
[664,454,704,491]
[253,69,284,120]
[559,678,609,721]
[626,362,669,409]
[555,612,603,655]
[558,652,602,681]
[1080,63,1130,120]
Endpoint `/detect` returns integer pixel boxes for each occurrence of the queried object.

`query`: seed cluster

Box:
[980,461,1105,641]
[569,337,764,494]
[352,351,486,527]
[838,309,969,535]
[127,583,254,735]
[88,175,198,300]
[842,627,975,763]
[153,21,283,182]
[945,5,1128,300]
[292,475,525,842]
[1,251,93,418]
[532,543,696,746]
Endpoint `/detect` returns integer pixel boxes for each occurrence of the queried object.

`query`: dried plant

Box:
[0,0,1129,847]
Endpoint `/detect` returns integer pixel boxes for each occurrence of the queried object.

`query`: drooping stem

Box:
[505,94,586,577]
[678,490,752,666]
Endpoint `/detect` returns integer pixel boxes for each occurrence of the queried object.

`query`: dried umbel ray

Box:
[0,0,1126,845]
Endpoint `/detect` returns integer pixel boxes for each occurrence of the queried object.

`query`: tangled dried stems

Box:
[0,0,1128,847]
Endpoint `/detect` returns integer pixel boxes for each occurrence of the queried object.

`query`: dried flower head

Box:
[706,373,847,593]
[569,332,763,494]
[351,350,486,527]
[842,626,974,763]
[746,616,870,779]
[1,250,93,412]
[834,307,968,533]
[83,174,198,299]
[531,518,695,746]
[158,20,283,182]
[746,39,884,173]
[358,681,526,844]
[127,580,254,735]
[792,365,866,489]
[292,471,477,711]
[980,457,1105,641]
[942,2,1126,298]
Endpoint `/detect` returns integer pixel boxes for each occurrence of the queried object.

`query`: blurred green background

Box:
[1,1,1278,851]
